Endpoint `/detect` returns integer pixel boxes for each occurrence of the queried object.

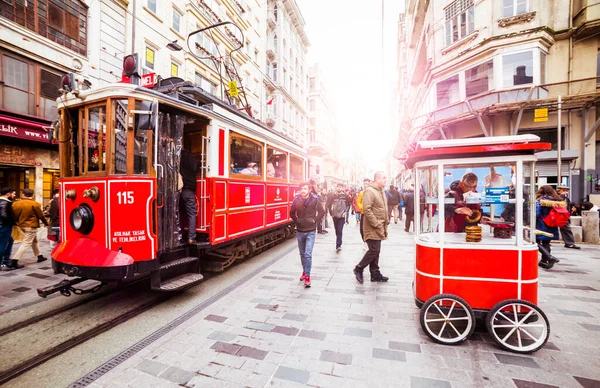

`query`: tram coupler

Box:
[37,278,87,298]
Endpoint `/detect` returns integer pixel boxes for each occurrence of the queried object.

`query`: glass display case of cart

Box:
[416,161,536,247]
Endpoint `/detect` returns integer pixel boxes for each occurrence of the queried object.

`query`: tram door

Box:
[183,127,208,234]
[156,112,184,251]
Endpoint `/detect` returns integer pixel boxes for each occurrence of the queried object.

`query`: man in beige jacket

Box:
[353,171,389,283]
[11,188,49,268]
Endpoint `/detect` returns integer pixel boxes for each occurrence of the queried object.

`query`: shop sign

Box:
[534,108,548,122]
[485,187,510,204]
[0,123,49,142]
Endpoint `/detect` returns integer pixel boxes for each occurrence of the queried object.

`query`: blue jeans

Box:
[0,225,14,265]
[297,231,315,276]
[333,217,345,249]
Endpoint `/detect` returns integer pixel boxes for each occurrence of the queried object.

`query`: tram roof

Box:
[56,81,306,154]
[405,135,552,168]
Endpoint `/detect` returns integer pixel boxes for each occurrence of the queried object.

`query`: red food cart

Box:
[405,135,551,353]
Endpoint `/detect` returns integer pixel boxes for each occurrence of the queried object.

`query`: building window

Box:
[145,47,155,70]
[597,50,600,86]
[195,73,217,95]
[148,0,157,14]
[172,8,182,32]
[309,118,316,127]
[502,51,533,87]
[502,0,528,18]
[444,0,474,46]
[309,100,316,111]
[1,0,87,56]
[309,77,315,90]
[465,60,494,97]
[436,74,460,108]
[541,52,546,85]
[0,52,63,121]
[171,63,179,77]
[273,63,278,81]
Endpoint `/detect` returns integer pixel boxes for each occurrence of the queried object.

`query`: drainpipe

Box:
[132,0,136,54]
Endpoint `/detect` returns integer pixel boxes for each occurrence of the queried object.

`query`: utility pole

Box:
[557,95,562,186]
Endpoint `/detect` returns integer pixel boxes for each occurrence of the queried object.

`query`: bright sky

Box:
[299,0,404,170]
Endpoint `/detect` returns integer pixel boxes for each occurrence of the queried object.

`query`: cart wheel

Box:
[486,299,550,354]
[419,294,475,345]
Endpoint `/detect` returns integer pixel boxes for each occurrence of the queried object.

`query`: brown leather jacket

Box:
[12,198,48,228]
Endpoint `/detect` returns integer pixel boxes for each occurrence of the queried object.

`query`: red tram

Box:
[39,77,306,296]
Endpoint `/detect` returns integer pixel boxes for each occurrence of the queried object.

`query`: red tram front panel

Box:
[56,177,157,267]
[415,243,538,310]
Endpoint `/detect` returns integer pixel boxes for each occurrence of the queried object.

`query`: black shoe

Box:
[353,267,364,284]
[8,260,24,269]
[371,272,389,282]
[550,255,560,263]
[564,244,581,249]
[37,255,48,263]
[539,259,555,270]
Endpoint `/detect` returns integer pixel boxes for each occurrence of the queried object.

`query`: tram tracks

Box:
[0,279,170,386]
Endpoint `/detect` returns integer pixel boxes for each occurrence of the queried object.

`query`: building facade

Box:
[0,0,91,206]
[306,63,341,189]
[263,0,309,146]
[396,0,600,202]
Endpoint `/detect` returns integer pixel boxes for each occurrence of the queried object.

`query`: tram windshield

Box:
[416,160,536,247]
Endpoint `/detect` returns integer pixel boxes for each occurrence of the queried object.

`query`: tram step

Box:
[153,273,204,291]
[159,256,199,271]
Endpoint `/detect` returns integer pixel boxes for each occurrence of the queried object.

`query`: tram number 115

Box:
[116,191,135,204]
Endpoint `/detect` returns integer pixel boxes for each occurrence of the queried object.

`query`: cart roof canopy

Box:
[404,135,552,168]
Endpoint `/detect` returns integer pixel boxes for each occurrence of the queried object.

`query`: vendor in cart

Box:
[445,172,489,232]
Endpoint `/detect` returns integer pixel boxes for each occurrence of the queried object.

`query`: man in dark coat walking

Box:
[291,182,324,287]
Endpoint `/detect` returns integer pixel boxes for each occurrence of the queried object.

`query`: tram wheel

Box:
[419,294,475,345]
[486,299,550,354]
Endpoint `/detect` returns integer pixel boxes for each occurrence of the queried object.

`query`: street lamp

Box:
[166,40,183,51]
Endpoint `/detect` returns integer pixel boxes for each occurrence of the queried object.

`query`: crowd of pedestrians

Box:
[0,187,52,271]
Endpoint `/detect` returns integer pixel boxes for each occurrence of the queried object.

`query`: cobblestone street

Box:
[72,219,600,388]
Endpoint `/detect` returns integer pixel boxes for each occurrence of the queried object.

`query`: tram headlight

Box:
[69,204,94,235]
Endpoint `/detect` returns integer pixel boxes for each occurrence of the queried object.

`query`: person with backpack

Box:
[556,186,580,249]
[535,185,567,270]
[327,183,351,252]
[290,182,324,287]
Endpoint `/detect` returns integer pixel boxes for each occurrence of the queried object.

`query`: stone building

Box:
[306,63,340,189]
[395,0,600,202]
[0,0,90,206]
[263,0,310,146]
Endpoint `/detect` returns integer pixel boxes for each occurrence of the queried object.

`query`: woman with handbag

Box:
[535,185,565,269]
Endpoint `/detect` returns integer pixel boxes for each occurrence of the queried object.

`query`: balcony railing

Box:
[397,76,600,158]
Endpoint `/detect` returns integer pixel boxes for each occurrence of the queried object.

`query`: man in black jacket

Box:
[404,188,415,233]
[290,182,324,288]
[180,150,199,244]
[0,187,16,271]
[386,185,401,224]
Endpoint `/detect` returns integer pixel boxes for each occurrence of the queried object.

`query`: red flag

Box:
[266,97,274,105]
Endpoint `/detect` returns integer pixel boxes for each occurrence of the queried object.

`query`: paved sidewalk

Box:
[0,241,71,313]
[82,220,600,388]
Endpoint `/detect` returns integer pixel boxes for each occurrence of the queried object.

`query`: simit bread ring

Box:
[465,210,482,223]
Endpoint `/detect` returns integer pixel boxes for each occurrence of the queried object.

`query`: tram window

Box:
[112,99,128,174]
[83,105,106,173]
[266,147,287,180]
[133,100,150,175]
[289,155,304,182]
[230,132,263,178]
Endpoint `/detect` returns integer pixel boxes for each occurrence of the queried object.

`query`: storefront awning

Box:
[0,114,51,143]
